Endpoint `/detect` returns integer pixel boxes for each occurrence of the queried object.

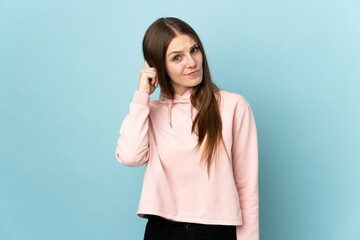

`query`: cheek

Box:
[198,53,203,66]
[167,65,182,78]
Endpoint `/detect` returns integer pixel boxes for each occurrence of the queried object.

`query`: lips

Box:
[186,69,200,76]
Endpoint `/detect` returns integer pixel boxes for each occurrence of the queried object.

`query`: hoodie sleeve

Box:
[232,103,259,240]
[115,90,151,167]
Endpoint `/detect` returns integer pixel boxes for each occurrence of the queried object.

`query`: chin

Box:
[193,76,203,86]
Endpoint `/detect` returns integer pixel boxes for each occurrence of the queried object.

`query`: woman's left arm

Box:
[232,103,259,240]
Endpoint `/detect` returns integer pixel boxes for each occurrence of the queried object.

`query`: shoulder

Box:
[217,90,252,119]
[218,90,250,107]
[149,99,162,111]
[148,99,168,115]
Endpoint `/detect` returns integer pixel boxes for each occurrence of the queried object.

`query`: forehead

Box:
[166,34,197,53]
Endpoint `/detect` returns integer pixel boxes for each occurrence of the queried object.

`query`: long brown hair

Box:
[142,17,230,179]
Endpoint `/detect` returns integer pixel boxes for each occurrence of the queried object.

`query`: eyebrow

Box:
[167,43,198,57]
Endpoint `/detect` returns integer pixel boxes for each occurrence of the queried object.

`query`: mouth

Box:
[186,69,200,76]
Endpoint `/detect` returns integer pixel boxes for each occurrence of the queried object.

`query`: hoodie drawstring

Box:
[161,88,194,128]
[168,99,173,128]
[167,98,194,128]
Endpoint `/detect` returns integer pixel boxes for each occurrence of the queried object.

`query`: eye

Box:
[191,46,199,53]
[173,55,181,62]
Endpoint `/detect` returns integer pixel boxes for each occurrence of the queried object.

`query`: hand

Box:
[138,60,158,95]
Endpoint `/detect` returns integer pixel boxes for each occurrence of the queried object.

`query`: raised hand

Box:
[138,60,158,95]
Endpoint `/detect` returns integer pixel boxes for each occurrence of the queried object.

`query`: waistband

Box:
[146,214,234,232]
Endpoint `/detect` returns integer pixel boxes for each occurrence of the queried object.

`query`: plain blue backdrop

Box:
[1,0,359,239]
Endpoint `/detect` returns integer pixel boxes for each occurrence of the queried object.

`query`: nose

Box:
[185,54,197,68]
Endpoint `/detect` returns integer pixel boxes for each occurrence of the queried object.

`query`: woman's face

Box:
[165,34,203,96]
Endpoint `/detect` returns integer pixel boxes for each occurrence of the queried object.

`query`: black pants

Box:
[143,215,237,240]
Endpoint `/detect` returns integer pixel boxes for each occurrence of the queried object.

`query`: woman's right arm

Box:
[115,61,158,167]
[115,91,151,167]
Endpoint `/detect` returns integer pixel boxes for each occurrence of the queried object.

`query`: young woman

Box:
[115,17,259,240]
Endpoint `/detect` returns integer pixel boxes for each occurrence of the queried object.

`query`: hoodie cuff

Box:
[132,90,150,105]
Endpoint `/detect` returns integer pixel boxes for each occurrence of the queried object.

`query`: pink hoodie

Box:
[115,88,259,240]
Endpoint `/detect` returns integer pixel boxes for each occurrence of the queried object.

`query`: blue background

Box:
[1,0,359,239]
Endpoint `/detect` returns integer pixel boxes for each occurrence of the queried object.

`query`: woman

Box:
[115,17,259,240]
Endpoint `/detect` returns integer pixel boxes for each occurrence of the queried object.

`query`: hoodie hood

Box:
[159,88,194,128]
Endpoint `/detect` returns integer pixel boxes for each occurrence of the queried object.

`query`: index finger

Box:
[144,60,150,68]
